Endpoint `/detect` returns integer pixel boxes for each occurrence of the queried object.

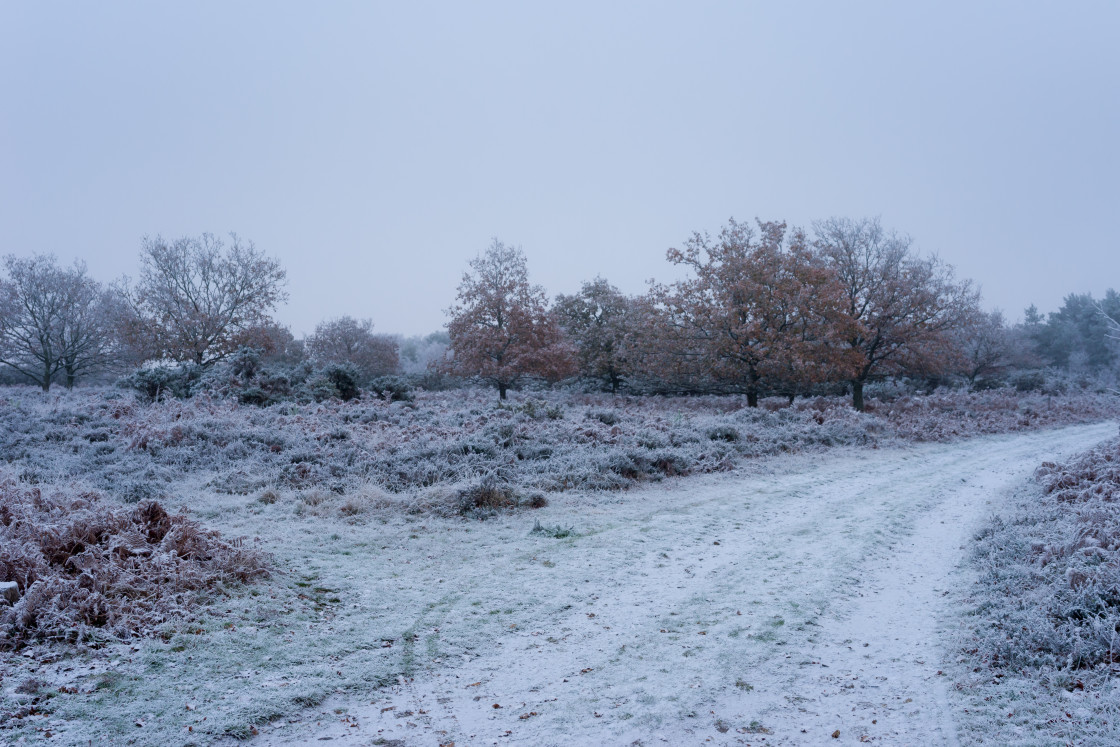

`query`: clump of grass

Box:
[530,520,577,539]
[299,489,331,506]
[458,477,519,513]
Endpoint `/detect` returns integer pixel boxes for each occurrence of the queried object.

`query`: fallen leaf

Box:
[832,730,840,738]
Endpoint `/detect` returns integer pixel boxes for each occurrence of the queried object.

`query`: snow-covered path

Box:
[261,422,1116,746]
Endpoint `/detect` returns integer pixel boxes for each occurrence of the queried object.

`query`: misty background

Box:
[2,1,1117,336]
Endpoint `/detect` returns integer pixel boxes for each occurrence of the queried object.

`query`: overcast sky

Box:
[2,2,1117,336]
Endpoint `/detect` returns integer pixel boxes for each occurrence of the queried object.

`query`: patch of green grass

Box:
[530,520,577,539]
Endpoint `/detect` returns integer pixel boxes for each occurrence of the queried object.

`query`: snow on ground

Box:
[248,421,1116,747]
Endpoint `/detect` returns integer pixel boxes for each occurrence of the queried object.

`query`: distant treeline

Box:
[1,218,1117,410]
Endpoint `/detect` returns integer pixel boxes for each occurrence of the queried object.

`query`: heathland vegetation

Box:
[1,217,1118,743]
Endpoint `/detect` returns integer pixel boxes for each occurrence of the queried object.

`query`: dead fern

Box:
[0,475,270,648]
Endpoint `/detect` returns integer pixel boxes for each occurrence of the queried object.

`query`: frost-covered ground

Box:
[950,434,1120,746]
[245,422,1114,747]
[1,386,1117,745]
[4,423,1110,745]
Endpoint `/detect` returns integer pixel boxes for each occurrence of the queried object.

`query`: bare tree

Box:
[0,255,120,391]
[121,233,287,366]
[306,316,399,381]
[813,217,978,410]
[56,271,128,388]
[1101,302,1120,341]
[442,239,574,399]
[955,309,1012,389]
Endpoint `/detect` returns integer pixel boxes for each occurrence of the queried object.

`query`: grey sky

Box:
[2,2,1117,336]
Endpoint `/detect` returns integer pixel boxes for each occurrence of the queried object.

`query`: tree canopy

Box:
[442,239,574,399]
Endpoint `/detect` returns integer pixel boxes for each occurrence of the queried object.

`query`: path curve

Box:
[261,422,1116,746]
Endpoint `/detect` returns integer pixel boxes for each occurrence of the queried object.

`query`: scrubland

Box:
[0,384,1117,744]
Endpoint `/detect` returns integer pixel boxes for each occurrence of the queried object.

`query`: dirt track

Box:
[261,422,1116,746]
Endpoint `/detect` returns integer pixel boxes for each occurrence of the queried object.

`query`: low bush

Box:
[368,375,414,403]
[118,365,199,402]
[0,475,269,647]
[967,438,1120,678]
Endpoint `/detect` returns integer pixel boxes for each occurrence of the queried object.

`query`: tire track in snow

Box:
[260,422,1116,746]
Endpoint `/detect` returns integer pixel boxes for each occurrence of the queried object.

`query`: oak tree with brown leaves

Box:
[651,219,859,406]
[813,216,979,410]
[443,239,574,399]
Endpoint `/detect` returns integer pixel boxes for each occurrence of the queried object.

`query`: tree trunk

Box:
[498,382,508,400]
[65,363,76,389]
[787,393,795,405]
[851,379,865,411]
[746,389,758,408]
[41,361,52,392]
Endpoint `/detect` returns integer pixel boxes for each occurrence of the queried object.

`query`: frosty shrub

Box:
[0,385,1115,525]
[966,438,1120,683]
[118,364,199,402]
[368,375,414,403]
[457,476,520,514]
[0,475,269,647]
[314,363,361,402]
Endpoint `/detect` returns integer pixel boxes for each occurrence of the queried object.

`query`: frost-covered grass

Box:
[0,385,1116,743]
[954,436,1120,745]
[0,385,1114,513]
